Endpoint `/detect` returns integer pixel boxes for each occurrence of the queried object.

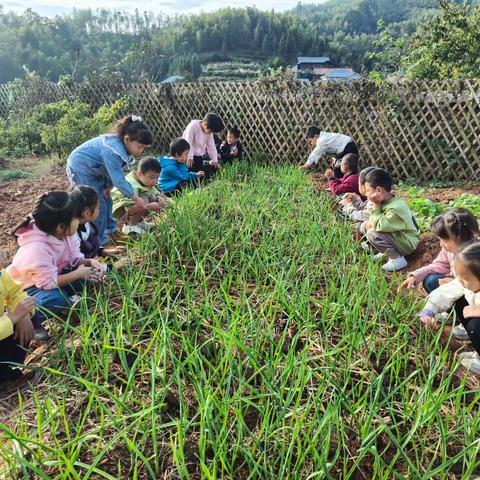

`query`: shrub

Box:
[0,97,129,161]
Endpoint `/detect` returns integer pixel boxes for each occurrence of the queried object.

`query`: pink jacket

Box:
[182,120,219,163]
[7,222,83,290]
[410,248,454,283]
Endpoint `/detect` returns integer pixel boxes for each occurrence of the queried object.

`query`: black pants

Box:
[0,335,28,380]
[454,296,480,355]
[190,156,217,181]
[333,141,359,179]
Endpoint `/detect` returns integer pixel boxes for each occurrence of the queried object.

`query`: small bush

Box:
[0,169,32,182]
[0,97,128,161]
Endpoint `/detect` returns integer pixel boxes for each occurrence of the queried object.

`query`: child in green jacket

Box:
[111,157,171,235]
[361,168,420,272]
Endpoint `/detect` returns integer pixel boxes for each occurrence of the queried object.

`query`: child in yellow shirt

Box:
[0,249,35,382]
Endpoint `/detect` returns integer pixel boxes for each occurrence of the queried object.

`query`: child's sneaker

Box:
[34,325,49,342]
[381,256,408,272]
[361,241,372,253]
[122,222,152,236]
[122,224,144,235]
[453,324,470,340]
[459,351,480,375]
[69,294,81,303]
[372,252,388,261]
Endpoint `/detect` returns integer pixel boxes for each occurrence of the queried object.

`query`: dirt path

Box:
[0,163,68,262]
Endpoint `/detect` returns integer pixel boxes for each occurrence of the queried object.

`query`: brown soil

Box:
[405,232,441,274]
[0,162,68,263]
[422,186,480,203]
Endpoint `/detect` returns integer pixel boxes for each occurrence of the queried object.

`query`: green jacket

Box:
[111,171,162,217]
[369,195,420,255]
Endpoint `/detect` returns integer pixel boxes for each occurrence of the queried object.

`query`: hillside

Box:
[0,0,467,83]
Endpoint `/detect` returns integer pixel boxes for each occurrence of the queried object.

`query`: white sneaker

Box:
[459,351,480,374]
[122,224,147,235]
[69,294,81,303]
[361,241,371,253]
[453,324,470,340]
[381,256,408,272]
[372,252,388,261]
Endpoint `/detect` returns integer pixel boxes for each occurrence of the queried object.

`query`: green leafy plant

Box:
[0,169,32,182]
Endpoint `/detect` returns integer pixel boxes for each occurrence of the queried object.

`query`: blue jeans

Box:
[26,280,85,327]
[67,169,116,245]
[422,273,447,294]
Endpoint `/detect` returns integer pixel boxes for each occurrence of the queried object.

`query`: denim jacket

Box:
[67,135,135,197]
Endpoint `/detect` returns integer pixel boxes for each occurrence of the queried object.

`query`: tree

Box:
[402,0,480,80]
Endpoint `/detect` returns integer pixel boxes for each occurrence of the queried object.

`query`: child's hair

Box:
[432,208,479,244]
[11,191,78,236]
[203,113,224,133]
[228,127,240,138]
[342,153,359,174]
[365,168,393,191]
[306,126,321,138]
[112,115,154,145]
[138,156,161,174]
[170,138,190,157]
[359,166,376,184]
[70,186,99,215]
[457,241,480,279]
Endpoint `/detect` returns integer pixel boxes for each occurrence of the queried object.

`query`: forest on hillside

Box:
[0,0,478,83]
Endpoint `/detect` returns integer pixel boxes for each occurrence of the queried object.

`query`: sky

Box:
[2,0,326,16]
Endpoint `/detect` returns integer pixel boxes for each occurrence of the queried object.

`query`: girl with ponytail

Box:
[66,115,154,246]
[7,191,104,340]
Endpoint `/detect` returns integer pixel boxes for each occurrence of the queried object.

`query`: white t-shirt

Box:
[305,132,352,166]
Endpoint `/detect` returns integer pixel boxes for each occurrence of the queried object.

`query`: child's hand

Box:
[362,221,373,233]
[101,245,125,257]
[131,195,146,211]
[421,316,436,327]
[147,202,165,211]
[89,259,106,280]
[7,297,36,325]
[299,164,310,171]
[401,276,416,289]
[76,265,93,281]
[438,276,454,285]
[209,160,221,169]
[14,315,34,345]
[464,305,480,319]
[197,171,205,178]
[325,168,334,178]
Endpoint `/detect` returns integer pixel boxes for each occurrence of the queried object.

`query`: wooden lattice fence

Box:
[1,77,480,182]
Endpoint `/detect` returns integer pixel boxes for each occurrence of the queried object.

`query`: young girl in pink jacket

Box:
[402,208,479,339]
[7,191,104,340]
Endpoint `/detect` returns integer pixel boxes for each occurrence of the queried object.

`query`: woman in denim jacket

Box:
[67,116,154,245]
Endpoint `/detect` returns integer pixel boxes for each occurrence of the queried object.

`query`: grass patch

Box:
[0,169,32,182]
[1,163,480,478]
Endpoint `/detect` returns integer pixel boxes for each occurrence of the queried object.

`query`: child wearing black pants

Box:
[420,242,480,375]
[0,250,35,382]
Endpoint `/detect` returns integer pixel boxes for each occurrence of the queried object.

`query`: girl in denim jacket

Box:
[67,116,154,245]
